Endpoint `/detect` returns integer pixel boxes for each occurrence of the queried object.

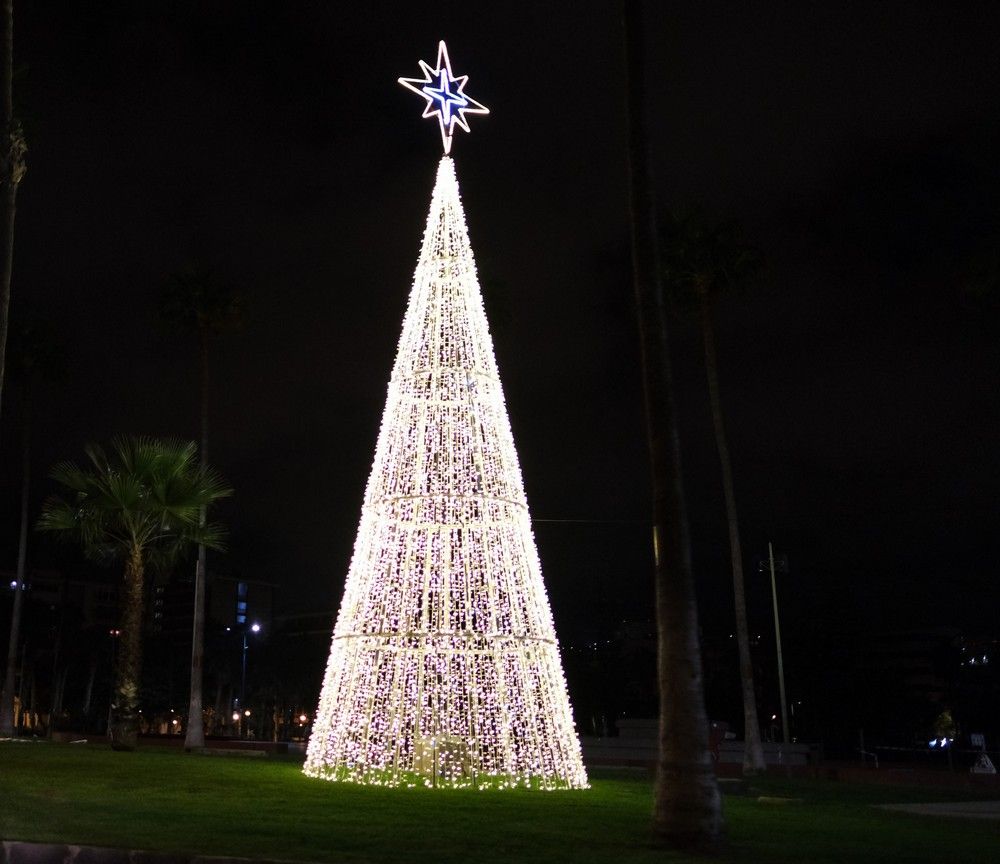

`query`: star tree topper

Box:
[399,41,489,154]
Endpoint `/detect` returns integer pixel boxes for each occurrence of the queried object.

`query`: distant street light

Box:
[106,628,122,734]
[239,622,262,738]
[760,544,790,744]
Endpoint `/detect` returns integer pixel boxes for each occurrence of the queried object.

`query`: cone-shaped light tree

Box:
[304,43,587,790]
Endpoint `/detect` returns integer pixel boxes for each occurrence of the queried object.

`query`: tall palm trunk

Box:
[623,0,721,849]
[110,548,144,750]
[0,375,29,735]
[0,0,26,418]
[0,0,26,735]
[700,297,765,774]
[184,332,209,749]
[0,0,25,735]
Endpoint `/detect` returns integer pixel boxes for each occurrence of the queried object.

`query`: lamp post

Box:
[766,543,789,744]
[239,622,261,737]
[106,628,121,736]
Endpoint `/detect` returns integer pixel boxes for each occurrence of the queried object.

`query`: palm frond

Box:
[112,435,163,479]
[191,520,228,552]
[659,209,764,310]
[144,535,189,577]
[105,470,146,511]
[49,460,90,493]
[37,493,111,552]
[36,496,84,538]
[159,268,243,338]
[40,435,232,570]
[192,464,233,503]
[83,442,111,476]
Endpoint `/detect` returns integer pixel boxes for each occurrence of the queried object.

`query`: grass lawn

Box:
[1,742,998,863]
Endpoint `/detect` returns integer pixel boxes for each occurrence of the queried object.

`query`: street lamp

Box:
[106,628,121,735]
[760,543,790,744]
[239,622,262,737]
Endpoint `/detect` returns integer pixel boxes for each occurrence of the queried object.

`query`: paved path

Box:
[876,800,1000,821]
[0,842,319,864]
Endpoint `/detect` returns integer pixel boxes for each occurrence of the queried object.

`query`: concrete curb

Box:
[1,842,318,864]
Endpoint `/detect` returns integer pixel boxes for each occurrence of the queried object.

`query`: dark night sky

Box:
[4,1,999,652]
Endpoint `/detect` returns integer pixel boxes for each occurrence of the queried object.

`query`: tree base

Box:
[108,720,138,751]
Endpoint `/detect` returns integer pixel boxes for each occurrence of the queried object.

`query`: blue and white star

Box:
[399,41,489,155]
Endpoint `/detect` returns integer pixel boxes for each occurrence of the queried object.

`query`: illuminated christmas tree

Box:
[304,42,587,789]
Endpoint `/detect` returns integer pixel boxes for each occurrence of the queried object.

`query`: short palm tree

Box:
[37,436,231,750]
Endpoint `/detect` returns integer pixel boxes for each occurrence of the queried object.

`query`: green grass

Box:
[1,742,998,863]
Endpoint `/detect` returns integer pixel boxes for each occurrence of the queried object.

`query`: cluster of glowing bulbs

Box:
[398,41,489,155]
[303,151,587,790]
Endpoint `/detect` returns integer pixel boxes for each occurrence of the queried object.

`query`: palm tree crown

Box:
[660,211,763,307]
[39,437,229,560]
[159,268,242,338]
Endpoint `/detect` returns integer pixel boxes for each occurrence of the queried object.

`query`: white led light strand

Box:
[304,157,588,790]
[398,41,489,155]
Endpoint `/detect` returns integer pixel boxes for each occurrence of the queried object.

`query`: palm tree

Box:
[0,7,27,733]
[962,238,999,307]
[37,436,231,750]
[0,0,27,420]
[0,321,67,736]
[660,210,766,774]
[158,268,240,749]
[623,0,722,849]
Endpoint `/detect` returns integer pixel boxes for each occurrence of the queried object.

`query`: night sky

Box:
[4,0,999,660]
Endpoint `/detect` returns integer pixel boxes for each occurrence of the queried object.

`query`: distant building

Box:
[149,579,192,645]
[866,627,961,706]
[2,568,117,630]
[208,574,274,631]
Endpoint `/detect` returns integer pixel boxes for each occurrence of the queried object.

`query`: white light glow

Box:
[304,157,587,790]
[399,41,489,155]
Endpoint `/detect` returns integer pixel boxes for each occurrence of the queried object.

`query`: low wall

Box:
[48,733,306,756]
[581,735,816,770]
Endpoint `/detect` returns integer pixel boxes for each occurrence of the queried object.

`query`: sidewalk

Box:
[0,842,320,864]
[876,800,1000,821]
